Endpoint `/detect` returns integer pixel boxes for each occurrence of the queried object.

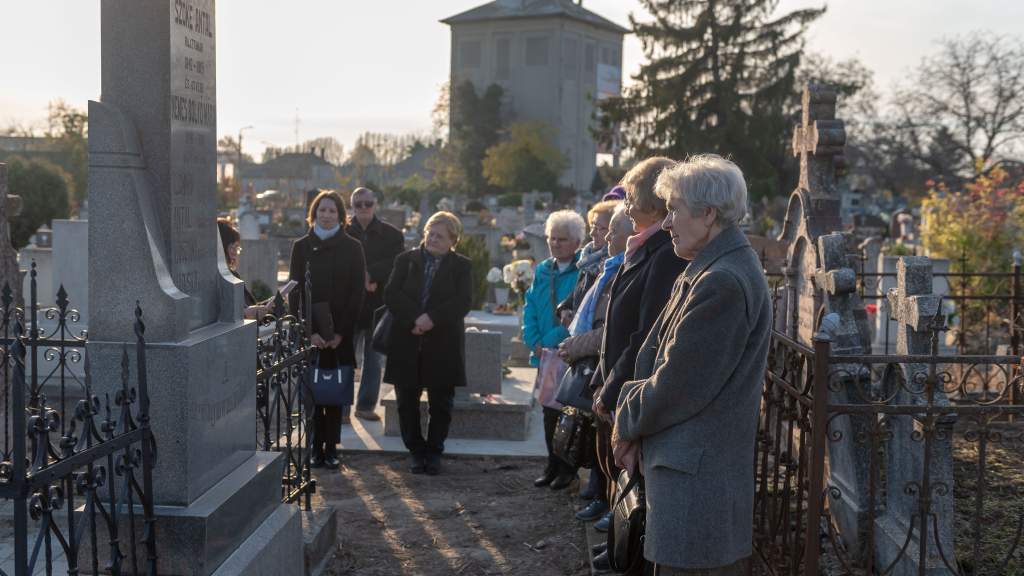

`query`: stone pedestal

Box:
[464,329,502,396]
[381,375,533,441]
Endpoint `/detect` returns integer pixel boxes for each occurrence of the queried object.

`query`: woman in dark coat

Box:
[383,211,472,475]
[288,190,366,468]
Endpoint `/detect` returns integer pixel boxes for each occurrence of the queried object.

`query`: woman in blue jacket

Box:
[523,209,587,490]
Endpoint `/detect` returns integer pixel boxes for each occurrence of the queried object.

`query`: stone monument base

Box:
[82,451,303,576]
[381,377,533,441]
[874,516,956,576]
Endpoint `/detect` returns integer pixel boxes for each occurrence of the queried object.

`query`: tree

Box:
[482,122,567,194]
[893,33,1024,180]
[7,157,71,249]
[596,0,824,200]
[445,81,505,197]
[45,100,88,210]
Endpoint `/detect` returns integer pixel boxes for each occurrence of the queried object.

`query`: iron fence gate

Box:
[0,269,157,575]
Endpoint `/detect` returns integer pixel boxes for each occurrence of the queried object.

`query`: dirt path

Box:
[315,452,592,576]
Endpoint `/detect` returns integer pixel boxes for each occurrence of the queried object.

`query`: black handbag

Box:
[607,468,646,574]
[551,408,595,469]
[371,305,393,355]
[555,356,598,411]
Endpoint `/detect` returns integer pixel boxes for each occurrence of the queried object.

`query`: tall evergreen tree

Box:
[597,0,824,199]
[447,81,505,197]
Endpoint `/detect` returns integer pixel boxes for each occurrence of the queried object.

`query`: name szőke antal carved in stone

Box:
[173,0,213,38]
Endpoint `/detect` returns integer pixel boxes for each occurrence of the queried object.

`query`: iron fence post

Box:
[803,333,830,575]
[11,324,27,576]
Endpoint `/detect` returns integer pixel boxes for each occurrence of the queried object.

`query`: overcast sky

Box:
[2,1,1022,158]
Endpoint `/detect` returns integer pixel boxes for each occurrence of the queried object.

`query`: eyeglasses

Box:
[353,201,375,209]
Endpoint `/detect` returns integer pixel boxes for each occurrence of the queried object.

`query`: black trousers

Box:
[396,375,454,456]
[312,404,341,457]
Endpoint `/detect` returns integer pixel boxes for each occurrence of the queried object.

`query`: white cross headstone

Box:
[0,163,24,309]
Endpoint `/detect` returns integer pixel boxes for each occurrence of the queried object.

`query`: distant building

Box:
[238,152,338,201]
[442,0,627,193]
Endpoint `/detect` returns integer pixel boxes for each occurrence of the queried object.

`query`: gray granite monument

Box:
[87,1,301,573]
[874,257,956,576]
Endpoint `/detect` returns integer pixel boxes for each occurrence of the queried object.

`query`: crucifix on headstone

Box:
[791,84,847,197]
[0,163,25,309]
[875,256,956,575]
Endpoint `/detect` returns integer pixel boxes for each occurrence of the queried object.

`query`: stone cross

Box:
[792,84,847,197]
[875,256,956,575]
[0,163,24,309]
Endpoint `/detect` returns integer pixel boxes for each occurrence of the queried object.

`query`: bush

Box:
[457,234,491,309]
[497,193,522,208]
[7,156,72,249]
[465,199,486,212]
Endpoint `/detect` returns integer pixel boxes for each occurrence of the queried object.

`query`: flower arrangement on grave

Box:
[496,259,534,313]
[487,266,510,308]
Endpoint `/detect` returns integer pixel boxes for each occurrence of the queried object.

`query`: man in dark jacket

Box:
[345,187,405,421]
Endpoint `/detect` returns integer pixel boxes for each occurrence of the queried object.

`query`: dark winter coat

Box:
[288,229,366,367]
[382,247,473,389]
[596,229,688,407]
[345,216,405,329]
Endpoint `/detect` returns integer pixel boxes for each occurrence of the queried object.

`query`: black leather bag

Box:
[371,305,393,355]
[555,356,598,411]
[551,408,595,469]
[608,468,646,574]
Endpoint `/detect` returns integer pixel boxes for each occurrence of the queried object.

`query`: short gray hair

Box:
[655,154,747,227]
[545,210,587,246]
[609,203,633,235]
[351,186,375,200]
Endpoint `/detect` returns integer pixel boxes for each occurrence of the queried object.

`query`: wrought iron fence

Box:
[255,291,315,510]
[0,272,157,575]
[754,328,1024,575]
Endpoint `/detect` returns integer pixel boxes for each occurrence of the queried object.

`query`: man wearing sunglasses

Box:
[346,187,405,422]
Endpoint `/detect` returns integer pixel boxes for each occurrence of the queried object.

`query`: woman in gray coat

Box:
[612,155,772,575]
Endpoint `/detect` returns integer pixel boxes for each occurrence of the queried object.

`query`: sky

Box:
[2,1,1023,159]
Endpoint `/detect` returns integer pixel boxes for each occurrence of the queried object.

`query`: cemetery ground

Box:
[314,453,591,576]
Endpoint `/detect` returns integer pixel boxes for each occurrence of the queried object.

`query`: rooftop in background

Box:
[442,0,629,34]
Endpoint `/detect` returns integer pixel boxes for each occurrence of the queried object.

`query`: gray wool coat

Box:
[614,225,772,570]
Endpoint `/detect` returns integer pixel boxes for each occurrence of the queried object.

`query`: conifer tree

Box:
[597,0,824,199]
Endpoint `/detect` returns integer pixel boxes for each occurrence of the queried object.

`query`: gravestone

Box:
[87,1,301,574]
[0,164,24,308]
[51,219,90,323]
[463,329,502,396]
[874,257,956,576]
[776,84,846,343]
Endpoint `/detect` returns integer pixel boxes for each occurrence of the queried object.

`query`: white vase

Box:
[494,286,509,306]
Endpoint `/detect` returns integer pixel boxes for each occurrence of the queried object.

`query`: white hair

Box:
[609,202,633,235]
[655,154,748,227]
[545,209,587,246]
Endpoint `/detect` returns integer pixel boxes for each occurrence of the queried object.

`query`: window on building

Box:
[525,36,549,66]
[461,40,482,69]
[585,43,596,78]
[563,38,578,78]
[496,37,511,80]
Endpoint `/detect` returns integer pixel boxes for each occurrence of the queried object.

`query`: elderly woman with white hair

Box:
[612,155,772,575]
[522,209,587,491]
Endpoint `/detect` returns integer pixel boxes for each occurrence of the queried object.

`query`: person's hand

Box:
[414,313,434,334]
[533,345,542,358]
[327,334,342,349]
[243,305,269,320]
[592,391,611,423]
[613,436,640,473]
[556,339,570,361]
[560,309,573,328]
[311,333,327,349]
[367,281,378,293]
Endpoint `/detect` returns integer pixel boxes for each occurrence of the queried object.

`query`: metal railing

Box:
[0,271,157,576]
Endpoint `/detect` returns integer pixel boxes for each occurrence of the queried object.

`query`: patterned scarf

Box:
[419,248,441,311]
[569,251,625,336]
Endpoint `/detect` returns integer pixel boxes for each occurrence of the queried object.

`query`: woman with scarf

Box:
[557,204,632,521]
[556,200,620,327]
[288,190,366,468]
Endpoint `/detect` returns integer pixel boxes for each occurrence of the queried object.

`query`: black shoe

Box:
[425,453,441,476]
[575,499,609,521]
[533,467,557,487]
[324,453,340,467]
[410,454,426,474]
[310,454,325,468]
[592,549,611,572]
[590,541,607,555]
[549,472,575,491]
